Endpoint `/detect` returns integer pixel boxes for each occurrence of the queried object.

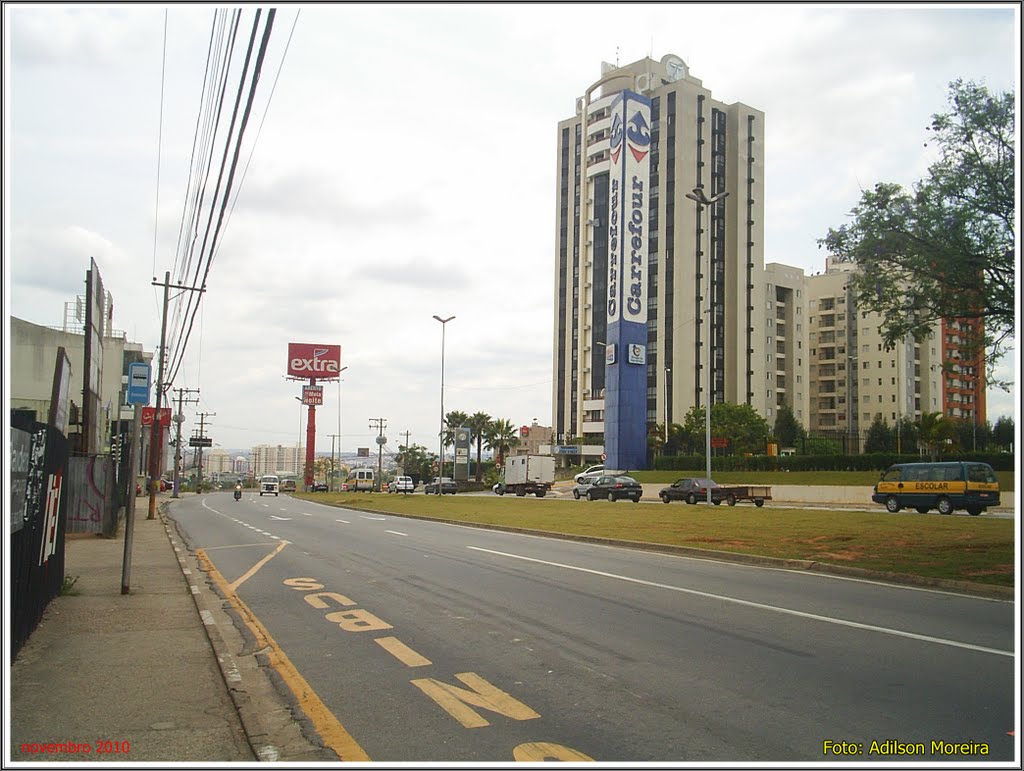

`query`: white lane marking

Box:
[436,519,1009,603]
[385,530,408,537]
[200,610,216,626]
[303,513,312,516]
[270,516,292,520]
[190,585,200,595]
[467,547,1013,658]
[360,515,387,521]
[336,519,350,524]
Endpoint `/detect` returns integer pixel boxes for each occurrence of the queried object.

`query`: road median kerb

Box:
[330,502,1013,601]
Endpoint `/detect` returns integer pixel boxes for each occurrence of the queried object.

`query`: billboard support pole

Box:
[305,378,317,491]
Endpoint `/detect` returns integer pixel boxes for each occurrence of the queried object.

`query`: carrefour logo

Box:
[610,113,624,164]
[626,110,650,162]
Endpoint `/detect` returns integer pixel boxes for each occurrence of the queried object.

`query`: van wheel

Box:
[885,496,901,513]
[726,494,737,506]
[966,505,982,516]
[936,497,954,515]
[915,506,930,514]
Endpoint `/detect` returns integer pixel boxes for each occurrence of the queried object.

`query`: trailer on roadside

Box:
[720,485,772,507]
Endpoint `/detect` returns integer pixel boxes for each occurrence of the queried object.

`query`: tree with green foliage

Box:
[820,80,1014,385]
[679,403,770,456]
[916,411,960,460]
[992,415,1015,452]
[864,415,894,454]
[467,411,492,481]
[772,403,806,449]
[397,443,434,485]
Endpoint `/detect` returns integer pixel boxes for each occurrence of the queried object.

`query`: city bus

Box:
[872,461,1000,516]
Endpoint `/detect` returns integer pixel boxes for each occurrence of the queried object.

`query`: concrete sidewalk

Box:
[8,496,331,764]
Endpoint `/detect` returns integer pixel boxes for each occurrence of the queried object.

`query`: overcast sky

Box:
[4,3,1020,456]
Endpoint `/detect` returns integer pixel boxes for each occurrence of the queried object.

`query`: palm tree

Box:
[916,411,959,460]
[467,411,492,482]
[485,418,520,468]
[443,410,469,451]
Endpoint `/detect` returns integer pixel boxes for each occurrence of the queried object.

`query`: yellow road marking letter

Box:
[410,672,541,728]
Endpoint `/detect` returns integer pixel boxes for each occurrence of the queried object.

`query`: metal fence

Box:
[64,454,118,536]
[10,415,70,661]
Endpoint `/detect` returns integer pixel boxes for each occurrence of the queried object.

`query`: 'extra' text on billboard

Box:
[607,92,650,326]
[287,344,342,379]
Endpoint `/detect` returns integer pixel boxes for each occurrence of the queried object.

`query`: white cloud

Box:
[5,4,1018,450]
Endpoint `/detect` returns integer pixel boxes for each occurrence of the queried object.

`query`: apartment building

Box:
[250,444,304,477]
[805,257,957,444]
[552,55,768,461]
[763,263,809,426]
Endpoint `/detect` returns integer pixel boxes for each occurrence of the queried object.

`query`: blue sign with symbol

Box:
[126,362,151,405]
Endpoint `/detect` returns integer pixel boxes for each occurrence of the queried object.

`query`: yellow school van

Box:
[872,461,1000,516]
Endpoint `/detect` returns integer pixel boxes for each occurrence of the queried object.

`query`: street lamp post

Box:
[685,186,729,502]
[664,367,671,447]
[433,315,455,495]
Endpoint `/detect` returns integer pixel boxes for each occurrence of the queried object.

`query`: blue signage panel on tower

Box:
[126,362,151,405]
[603,89,652,472]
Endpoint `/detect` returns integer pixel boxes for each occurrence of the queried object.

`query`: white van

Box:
[259,475,280,496]
[347,469,374,492]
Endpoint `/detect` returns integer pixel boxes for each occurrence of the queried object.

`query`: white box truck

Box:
[495,455,555,498]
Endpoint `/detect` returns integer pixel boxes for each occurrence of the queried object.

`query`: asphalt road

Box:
[168,492,1016,763]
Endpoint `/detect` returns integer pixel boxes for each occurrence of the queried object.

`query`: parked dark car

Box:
[586,474,642,502]
[312,482,329,492]
[424,477,457,495]
[659,477,723,505]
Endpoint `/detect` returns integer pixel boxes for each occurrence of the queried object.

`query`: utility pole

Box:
[400,430,411,475]
[327,433,341,491]
[369,418,387,492]
[147,272,205,519]
[196,411,215,493]
[171,387,199,498]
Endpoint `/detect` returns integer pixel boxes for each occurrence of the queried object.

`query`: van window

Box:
[881,468,902,482]
[968,464,996,483]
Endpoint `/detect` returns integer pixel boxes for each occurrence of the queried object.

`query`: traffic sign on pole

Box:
[126,362,151,405]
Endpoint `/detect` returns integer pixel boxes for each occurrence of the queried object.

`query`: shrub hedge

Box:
[653,452,1014,473]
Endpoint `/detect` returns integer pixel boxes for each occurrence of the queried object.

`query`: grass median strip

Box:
[297,493,1014,589]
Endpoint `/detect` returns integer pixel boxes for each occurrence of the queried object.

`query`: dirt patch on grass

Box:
[816,551,865,562]
[962,565,1015,576]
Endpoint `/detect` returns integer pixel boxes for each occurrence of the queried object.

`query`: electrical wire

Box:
[164,8,280,385]
[166,8,273,384]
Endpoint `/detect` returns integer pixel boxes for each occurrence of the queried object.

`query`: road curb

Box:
[159,504,336,763]
[325,502,1014,601]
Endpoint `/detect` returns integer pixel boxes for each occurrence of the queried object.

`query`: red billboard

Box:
[141,407,172,427]
[287,343,342,378]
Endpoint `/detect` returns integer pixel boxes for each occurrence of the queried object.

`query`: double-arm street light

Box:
[685,186,729,502]
[433,315,455,495]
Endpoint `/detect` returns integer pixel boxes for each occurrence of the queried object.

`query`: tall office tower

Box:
[552,55,767,459]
